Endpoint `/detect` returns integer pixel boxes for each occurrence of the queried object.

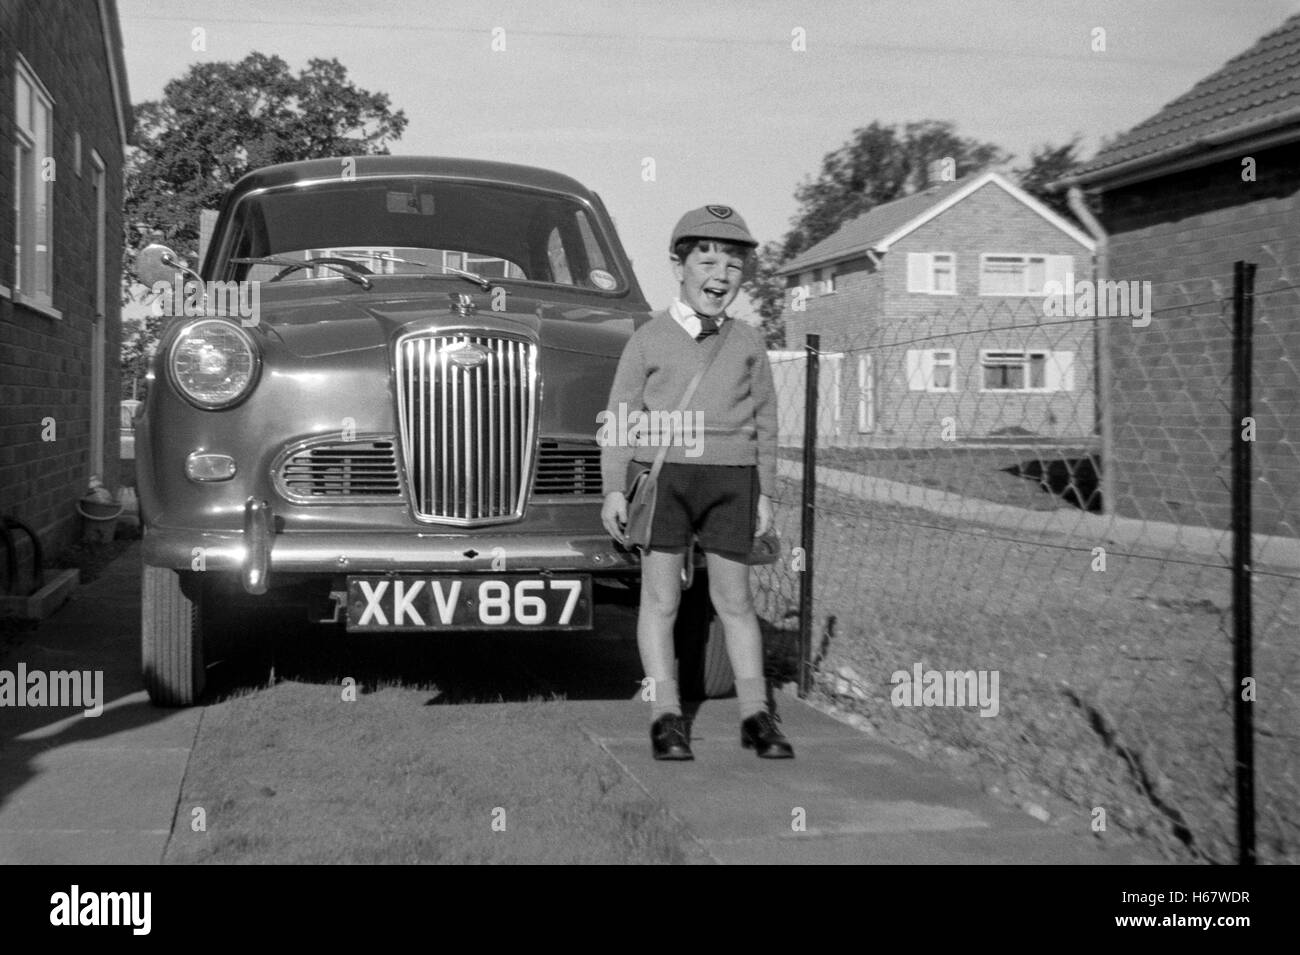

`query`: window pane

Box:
[1025,258,1046,295]
[932,256,955,293]
[15,72,31,132]
[574,210,606,270]
[546,229,572,284]
[981,256,1024,294]
[1029,353,1046,388]
[984,359,1023,389]
[932,363,951,389]
[34,99,51,298]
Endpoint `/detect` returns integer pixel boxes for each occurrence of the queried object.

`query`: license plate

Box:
[345,574,592,631]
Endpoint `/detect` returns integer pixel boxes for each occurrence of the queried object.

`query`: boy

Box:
[600,205,792,761]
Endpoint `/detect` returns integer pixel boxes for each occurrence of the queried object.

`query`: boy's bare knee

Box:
[708,585,753,620]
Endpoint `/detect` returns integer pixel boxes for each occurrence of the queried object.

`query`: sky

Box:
[116,0,1299,313]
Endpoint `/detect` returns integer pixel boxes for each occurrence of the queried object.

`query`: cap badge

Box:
[705,205,733,219]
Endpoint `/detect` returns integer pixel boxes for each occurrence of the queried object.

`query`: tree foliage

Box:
[120,53,407,396]
[125,52,407,267]
[748,120,1092,347]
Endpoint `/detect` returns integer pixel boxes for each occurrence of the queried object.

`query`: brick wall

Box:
[1099,141,1300,536]
[787,180,1096,446]
[0,0,127,564]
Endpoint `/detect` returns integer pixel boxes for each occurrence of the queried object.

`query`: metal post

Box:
[1232,260,1256,865]
[798,334,819,698]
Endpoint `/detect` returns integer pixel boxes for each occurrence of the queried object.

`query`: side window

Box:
[13,58,55,307]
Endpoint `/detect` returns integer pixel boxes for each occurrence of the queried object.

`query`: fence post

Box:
[1232,260,1256,866]
[798,334,819,698]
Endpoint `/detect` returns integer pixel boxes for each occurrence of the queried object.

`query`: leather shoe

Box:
[651,713,694,760]
[741,711,794,758]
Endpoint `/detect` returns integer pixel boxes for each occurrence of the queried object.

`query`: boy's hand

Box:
[755,493,773,537]
[602,491,628,542]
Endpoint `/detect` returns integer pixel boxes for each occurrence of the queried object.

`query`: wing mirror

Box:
[135,243,202,288]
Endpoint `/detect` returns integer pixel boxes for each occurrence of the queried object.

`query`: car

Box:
[132,155,733,706]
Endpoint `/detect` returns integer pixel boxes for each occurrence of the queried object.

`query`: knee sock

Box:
[650,677,681,719]
[736,677,768,720]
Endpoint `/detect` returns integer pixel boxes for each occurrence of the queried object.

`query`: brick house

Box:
[777,170,1096,447]
[0,1,132,560]
[1059,12,1300,537]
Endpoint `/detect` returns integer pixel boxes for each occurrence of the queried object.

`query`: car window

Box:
[219,178,624,292]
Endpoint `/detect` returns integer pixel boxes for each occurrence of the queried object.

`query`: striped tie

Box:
[695,313,719,342]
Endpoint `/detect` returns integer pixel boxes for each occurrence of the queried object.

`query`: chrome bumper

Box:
[144,498,640,593]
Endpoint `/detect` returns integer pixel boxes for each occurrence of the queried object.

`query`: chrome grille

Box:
[396,332,539,524]
[277,439,402,501]
[534,440,602,496]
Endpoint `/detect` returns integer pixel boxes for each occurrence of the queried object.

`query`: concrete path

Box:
[0,543,200,863]
[0,543,1147,864]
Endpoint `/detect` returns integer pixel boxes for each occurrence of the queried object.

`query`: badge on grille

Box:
[442,340,489,369]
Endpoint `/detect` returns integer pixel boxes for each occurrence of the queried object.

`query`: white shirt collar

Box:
[669,298,727,337]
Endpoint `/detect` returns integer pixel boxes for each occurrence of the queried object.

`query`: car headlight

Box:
[169,319,261,409]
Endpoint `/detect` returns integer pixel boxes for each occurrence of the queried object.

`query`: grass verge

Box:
[166,681,705,864]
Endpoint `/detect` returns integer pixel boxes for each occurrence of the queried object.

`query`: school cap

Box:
[669,205,758,253]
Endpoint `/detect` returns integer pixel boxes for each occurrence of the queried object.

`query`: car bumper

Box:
[143,498,641,593]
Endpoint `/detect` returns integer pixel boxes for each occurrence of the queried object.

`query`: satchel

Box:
[623,459,658,551]
[621,322,733,552]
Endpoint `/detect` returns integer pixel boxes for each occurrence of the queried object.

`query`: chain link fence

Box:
[754,248,1299,864]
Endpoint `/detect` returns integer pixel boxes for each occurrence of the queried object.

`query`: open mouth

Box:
[701,287,727,306]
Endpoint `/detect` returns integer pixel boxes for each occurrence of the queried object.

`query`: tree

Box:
[782,120,1009,261]
[121,53,407,397]
[1011,136,1092,225]
[125,52,407,268]
[747,120,1009,345]
[749,242,789,348]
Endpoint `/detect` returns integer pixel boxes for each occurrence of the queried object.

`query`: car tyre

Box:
[142,565,206,706]
[673,570,735,700]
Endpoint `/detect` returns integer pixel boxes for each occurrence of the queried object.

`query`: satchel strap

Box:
[645,319,733,483]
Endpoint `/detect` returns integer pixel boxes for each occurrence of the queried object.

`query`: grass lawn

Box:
[166,681,706,864]
[779,444,1101,512]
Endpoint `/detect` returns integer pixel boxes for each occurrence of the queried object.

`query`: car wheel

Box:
[673,570,735,700]
[142,566,206,706]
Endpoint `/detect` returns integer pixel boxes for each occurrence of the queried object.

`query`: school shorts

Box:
[638,461,758,559]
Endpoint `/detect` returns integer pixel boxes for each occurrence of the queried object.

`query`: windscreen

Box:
[217,177,624,293]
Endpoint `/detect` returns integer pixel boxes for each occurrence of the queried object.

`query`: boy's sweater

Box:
[599,311,778,496]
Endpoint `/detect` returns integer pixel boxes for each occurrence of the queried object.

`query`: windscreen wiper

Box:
[231,256,373,289]
[370,253,497,291]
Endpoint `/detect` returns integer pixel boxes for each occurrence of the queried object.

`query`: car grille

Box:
[395,332,539,524]
[534,440,602,496]
[277,439,402,501]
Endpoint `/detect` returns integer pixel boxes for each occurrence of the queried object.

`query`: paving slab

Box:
[583,692,1147,865]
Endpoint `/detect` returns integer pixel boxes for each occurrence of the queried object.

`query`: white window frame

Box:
[979,253,1073,296]
[905,348,959,393]
[906,252,956,295]
[13,55,57,315]
[978,349,1074,393]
